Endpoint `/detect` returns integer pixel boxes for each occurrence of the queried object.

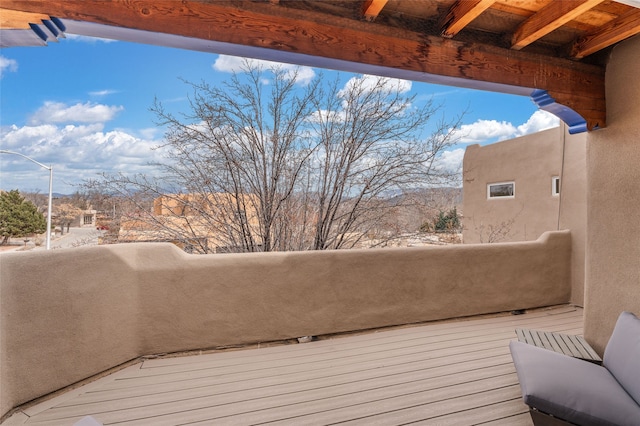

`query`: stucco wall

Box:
[462,126,587,305]
[1,232,571,419]
[464,126,563,243]
[557,135,588,306]
[584,35,640,353]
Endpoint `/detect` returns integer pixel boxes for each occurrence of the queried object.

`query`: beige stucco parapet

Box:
[1,231,570,419]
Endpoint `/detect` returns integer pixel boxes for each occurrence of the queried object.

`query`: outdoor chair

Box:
[510,311,640,426]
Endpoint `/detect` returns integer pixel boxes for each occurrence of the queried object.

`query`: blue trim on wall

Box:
[43,20,60,37]
[28,23,48,42]
[51,17,66,33]
[530,89,589,134]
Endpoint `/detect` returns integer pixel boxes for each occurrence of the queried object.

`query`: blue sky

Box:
[0,35,559,194]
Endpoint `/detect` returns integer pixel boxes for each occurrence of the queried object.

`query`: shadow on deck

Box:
[6,305,584,425]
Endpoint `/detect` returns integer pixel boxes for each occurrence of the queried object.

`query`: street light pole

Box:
[0,150,53,250]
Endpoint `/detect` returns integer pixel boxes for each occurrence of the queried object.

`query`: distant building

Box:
[463,124,586,243]
[118,193,261,253]
[74,210,97,228]
[462,123,587,301]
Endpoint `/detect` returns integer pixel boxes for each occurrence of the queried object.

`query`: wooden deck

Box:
[7,305,586,426]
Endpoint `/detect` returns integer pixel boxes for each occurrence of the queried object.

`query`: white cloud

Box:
[29,101,124,124]
[89,89,119,97]
[452,110,560,145]
[1,124,59,148]
[288,67,316,86]
[516,110,560,135]
[435,148,465,173]
[0,55,18,78]
[434,110,562,184]
[212,55,316,86]
[138,127,161,140]
[339,74,412,98]
[0,123,166,192]
[452,119,517,144]
[212,55,250,73]
[307,109,346,124]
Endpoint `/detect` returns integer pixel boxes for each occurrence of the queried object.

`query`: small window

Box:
[83,215,93,225]
[487,182,515,199]
[552,176,560,196]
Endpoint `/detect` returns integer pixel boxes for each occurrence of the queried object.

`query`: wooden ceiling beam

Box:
[0,8,50,29]
[440,0,497,38]
[362,0,388,22]
[1,0,606,130]
[571,8,640,59]
[511,0,604,50]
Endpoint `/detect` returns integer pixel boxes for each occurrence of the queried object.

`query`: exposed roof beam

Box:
[571,8,640,59]
[1,0,606,130]
[512,0,604,50]
[0,8,50,29]
[362,0,388,22]
[440,0,497,38]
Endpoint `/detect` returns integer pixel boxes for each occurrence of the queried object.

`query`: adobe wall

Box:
[557,134,588,306]
[463,126,563,243]
[462,126,587,305]
[584,35,640,353]
[0,232,571,419]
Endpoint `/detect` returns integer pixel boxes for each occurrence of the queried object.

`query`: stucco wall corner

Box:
[584,34,640,355]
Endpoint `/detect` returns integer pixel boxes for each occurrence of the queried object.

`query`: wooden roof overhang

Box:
[2,1,640,133]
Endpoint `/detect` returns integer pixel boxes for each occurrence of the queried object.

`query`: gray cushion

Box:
[510,340,640,426]
[603,311,640,404]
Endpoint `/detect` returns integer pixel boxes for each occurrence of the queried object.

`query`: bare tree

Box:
[95,63,463,253]
[474,218,517,243]
[305,75,462,249]
[22,191,49,214]
[54,203,83,235]
[144,64,322,253]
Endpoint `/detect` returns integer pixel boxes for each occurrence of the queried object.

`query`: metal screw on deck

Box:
[0,150,53,250]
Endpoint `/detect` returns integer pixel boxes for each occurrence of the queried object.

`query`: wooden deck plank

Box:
[101,320,584,389]
[134,378,522,426]
[76,338,515,395]
[54,349,514,408]
[479,411,533,425]
[71,342,508,398]
[36,368,520,425]
[18,305,583,426]
[302,385,524,426]
[32,362,517,423]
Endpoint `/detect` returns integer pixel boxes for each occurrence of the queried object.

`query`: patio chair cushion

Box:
[602,311,640,404]
[509,340,640,426]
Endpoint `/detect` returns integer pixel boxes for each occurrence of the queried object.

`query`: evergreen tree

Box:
[0,190,47,245]
[433,207,461,232]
